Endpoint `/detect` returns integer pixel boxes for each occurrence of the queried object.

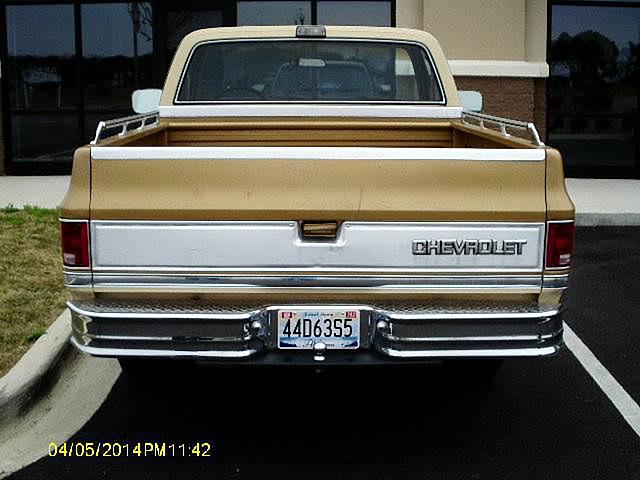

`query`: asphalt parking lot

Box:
[8,227,640,480]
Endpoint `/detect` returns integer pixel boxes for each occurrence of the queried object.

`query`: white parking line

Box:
[564,323,640,437]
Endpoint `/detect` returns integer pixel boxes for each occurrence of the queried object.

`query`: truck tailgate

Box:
[89,146,546,222]
[87,146,548,286]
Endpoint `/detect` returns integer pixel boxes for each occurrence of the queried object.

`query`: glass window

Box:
[11,114,80,163]
[5,4,77,110]
[237,1,311,26]
[317,1,391,26]
[176,41,443,103]
[5,4,80,164]
[82,3,154,110]
[165,10,224,59]
[548,4,640,173]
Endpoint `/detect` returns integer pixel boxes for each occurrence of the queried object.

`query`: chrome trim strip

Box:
[69,301,559,322]
[71,337,259,359]
[79,333,174,342]
[377,308,558,321]
[542,274,570,289]
[91,287,539,295]
[70,336,559,360]
[90,220,548,225]
[75,332,251,343]
[540,331,563,340]
[380,345,560,358]
[67,301,258,321]
[91,267,544,274]
[90,146,545,162]
[89,274,543,291]
[64,272,92,287]
[379,331,541,342]
[160,105,463,119]
[90,221,546,273]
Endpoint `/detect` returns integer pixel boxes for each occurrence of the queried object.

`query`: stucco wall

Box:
[396,0,548,64]
[396,0,424,30]
[422,0,526,61]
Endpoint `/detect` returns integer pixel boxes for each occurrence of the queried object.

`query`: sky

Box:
[552,5,640,53]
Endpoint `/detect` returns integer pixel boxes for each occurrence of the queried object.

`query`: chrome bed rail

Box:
[461,111,544,146]
[90,111,159,145]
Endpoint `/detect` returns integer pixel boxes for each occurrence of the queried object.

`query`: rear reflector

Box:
[546,221,575,269]
[61,221,90,268]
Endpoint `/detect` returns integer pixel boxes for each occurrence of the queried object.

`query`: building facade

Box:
[0,0,638,178]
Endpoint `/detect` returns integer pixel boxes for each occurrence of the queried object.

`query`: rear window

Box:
[176,40,444,103]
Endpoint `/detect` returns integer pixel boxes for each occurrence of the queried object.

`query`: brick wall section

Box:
[533,78,547,142]
[454,76,547,142]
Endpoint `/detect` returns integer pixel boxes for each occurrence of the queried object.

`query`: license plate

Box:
[277,309,360,349]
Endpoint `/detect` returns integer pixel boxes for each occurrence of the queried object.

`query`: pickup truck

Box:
[61,25,575,378]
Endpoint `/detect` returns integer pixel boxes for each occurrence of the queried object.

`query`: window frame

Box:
[235,0,395,27]
[547,0,640,179]
[173,38,447,106]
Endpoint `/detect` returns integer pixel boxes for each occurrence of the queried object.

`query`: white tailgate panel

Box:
[90,221,545,272]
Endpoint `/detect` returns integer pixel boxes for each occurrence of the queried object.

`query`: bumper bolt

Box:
[313,342,326,362]
[250,320,262,333]
[376,320,389,332]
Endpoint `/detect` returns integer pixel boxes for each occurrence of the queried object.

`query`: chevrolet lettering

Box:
[412,239,528,256]
[60,25,575,382]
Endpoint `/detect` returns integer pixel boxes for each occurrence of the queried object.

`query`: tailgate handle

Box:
[301,221,339,239]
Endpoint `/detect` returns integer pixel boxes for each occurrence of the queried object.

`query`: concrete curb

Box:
[0,310,72,426]
[566,179,640,227]
[575,213,640,227]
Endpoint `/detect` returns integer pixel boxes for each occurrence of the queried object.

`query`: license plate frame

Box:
[277,309,361,350]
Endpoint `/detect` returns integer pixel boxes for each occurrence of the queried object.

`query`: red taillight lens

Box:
[60,221,90,268]
[546,221,575,268]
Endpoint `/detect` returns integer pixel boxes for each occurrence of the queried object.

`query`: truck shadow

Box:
[50,362,534,477]
[11,352,640,480]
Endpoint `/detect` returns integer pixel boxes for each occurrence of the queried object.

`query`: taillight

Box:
[60,220,90,268]
[546,221,575,269]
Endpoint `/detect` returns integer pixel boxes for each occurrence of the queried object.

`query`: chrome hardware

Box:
[461,111,544,146]
[313,342,327,362]
[250,320,263,333]
[90,111,159,145]
[542,274,570,289]
[88,220,546,274]
[68,300,564,360]
[376,320,389,332]
[301,221,339,239]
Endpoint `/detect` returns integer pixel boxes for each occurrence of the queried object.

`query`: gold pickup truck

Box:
[61,26,575,377]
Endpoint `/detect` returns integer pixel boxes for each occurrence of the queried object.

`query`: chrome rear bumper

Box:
[68,300,563,362]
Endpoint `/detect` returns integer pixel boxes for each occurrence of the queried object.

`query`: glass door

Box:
[81,2,156,143]
[4,4,80,174]
[549,2,640,178]
[155,0,230,79]
[1,0,230,174]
